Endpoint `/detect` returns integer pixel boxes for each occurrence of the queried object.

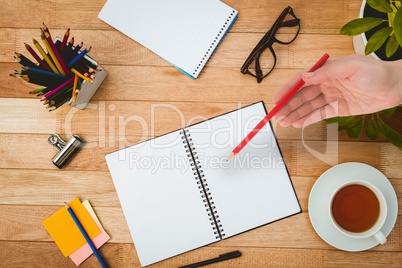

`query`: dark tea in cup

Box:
[331,184,380,233]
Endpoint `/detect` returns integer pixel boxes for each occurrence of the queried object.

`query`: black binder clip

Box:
[48,134,84,169]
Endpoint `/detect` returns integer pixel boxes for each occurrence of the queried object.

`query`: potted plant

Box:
[341,0,402,59]
[326,0,402,150]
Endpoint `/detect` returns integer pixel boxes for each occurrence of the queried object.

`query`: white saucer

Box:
[308,162,398,251]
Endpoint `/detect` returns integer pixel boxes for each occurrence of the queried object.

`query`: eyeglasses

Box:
[241,6,300,83]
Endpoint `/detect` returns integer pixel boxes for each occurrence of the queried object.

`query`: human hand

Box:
[273,54,402,128]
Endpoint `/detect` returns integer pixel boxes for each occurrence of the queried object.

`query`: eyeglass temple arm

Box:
[254,52,264,81]
[247,18,299,59]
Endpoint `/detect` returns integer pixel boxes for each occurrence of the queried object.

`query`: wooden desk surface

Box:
[1,0,401,267]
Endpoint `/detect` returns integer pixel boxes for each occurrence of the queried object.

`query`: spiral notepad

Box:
[105,102,301,267]
[98,0,238,79]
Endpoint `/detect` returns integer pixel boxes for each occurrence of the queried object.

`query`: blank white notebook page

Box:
[186,102,301,238]
[98,0,238,78]
[105,130,218,267]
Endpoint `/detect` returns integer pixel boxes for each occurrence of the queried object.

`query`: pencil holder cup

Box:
[11,25,107,111]
[68,57,107,110]
[54,37,108,110]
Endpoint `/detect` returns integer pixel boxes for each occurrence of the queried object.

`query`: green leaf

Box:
[394,8,402,47]
[340,17,385,36]
[377,114,402,150]
[338,124,348,131]
[325,116,355,124]
[385,34,400,57]
[365,27,393,55]
[341,118,365,138]
[380,106,398,117]
[367,0,394,13]
[365,117,380,140]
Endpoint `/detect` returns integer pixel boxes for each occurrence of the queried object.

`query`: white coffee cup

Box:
[329,180,387,244]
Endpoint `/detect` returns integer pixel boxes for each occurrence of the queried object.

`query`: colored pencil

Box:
[29,87,46,94]
[76,65,92,76]
[32,37,60,74]
[228,53,330,160]
[76,53,101,71]
[43,76,74,99]
[60,28,70,52]
[40,30,65,75]
[72,74,78,103]
[14,52,37,68]
[16,75,63,88]
[42,30,69,75]
[41,82,72,101]
[63,37,74,58]
[65,203,108,268]
[43,29,69,73]
[46,85,73,107]
[66,41,83,62]
[48,98,69,111]
[15,67,66,85]
[42,23,52,38]
[71,68,93,83]
[24,43,52,72]
[22,66,66,79]
[67,48,89,68]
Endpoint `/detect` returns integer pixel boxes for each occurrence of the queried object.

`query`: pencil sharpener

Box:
[48,134,84,169]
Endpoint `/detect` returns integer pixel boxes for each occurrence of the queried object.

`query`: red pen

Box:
[228,53,330,160]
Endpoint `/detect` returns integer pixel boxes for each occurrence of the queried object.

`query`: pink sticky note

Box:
[69,200,110,266]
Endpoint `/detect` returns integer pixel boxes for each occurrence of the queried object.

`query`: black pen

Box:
[179,250,242,268]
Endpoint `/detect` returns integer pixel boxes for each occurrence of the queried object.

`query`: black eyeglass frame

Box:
[241,6,301,83]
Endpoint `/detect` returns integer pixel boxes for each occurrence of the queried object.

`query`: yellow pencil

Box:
[72,74,78,102]
[43,30,69,75]
[32,37,60,74]
[71,68,93,83]
[40,31,65,75]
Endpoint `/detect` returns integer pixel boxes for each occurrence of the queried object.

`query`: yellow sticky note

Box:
[42,198,101,257]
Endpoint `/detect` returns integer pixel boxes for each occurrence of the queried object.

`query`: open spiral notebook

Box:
[98,0,238,79]
[105,102,301,266]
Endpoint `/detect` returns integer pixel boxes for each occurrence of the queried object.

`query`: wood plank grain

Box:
[0,1,56,29]
[1,171,311,209]
[0,63,326,105]
[0,0,359,34]
[0,0,401,267]
[0,241,136,268]
[0,169,118,207]
[4,28,354,66]
[225,0,357,34]
[0,98,383,144]
[0,166,400,215]
[1,239,402,268]
[1,204,400,250]
[0,98,56,133]
[0,130,400,181]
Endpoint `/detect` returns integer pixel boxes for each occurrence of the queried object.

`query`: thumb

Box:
[301,69,329,85]
[301,58,351,85]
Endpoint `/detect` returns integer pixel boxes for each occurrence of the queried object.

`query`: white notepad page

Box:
[186,102,301,238]
[98,0,238,79]
[105,102,301,266]
[105,130,219,267]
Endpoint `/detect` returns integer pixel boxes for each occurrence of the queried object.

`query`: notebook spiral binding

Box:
[192,9,237,78]
[180,129,225,239]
